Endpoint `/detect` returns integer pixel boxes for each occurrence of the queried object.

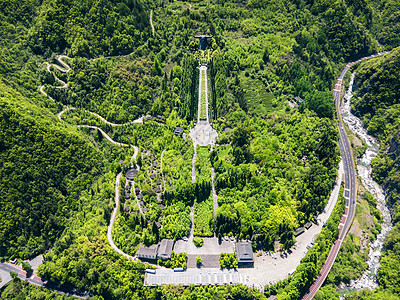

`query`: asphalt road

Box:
[0,262,89,299]
[302,51,389,300]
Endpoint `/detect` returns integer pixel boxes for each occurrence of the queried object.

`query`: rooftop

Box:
[295,227,305,237]
[305,222,313,229]
[174,127,184,136]
[137,244,158,260]
[235,242,254,263]
[158,239,174,260]
[144,268,241,286]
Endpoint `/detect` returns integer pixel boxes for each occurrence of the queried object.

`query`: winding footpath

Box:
[58,107,144,126]
[107,173,137,261]
[302,51,390,300]
[150,10,155,36]
[38,55,148,266]
[39,55,71,101]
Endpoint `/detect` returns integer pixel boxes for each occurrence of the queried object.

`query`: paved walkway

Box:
[0,269,12,289]
[189,64,218,147]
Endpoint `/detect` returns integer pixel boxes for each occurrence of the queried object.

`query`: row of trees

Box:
[210,52,229,120]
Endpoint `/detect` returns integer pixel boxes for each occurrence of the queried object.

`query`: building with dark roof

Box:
[137,244,159,260]
[174,127,184,136]
[305,222,313,230]
[235,242,254,267]
[158,239,174,260]
[295,227,305,237]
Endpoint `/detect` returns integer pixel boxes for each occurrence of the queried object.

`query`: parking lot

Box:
[144,268,242,286]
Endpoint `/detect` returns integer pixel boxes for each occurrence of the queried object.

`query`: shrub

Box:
[193,237,204,247]
[220,253,238,268]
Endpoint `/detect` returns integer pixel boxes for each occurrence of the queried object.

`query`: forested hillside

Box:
[1,0,400,299]
[353,47,400,207]
[29,0,151,57]
[0,81,100,259]
[350,47,400,297]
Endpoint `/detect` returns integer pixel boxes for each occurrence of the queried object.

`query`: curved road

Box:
[303,51,389,300]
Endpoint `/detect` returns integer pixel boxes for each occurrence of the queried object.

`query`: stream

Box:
[341,73,393,290]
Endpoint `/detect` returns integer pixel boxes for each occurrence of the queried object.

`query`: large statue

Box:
[193,35,213,51]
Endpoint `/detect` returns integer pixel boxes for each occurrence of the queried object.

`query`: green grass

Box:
[200,69,207,119]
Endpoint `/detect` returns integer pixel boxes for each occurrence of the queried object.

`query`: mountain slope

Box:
[351,47,400,297]
[0,80,100,259]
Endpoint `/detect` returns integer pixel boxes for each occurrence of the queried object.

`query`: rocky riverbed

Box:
[340,73,393,291]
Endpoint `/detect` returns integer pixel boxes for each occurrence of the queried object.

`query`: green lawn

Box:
[200,69,207,119]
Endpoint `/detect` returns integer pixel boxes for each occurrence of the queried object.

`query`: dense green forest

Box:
[213,110,339,246]
[0,82,101,259]
[1,0,400,299]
